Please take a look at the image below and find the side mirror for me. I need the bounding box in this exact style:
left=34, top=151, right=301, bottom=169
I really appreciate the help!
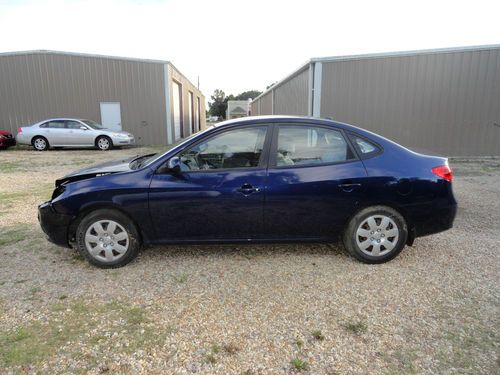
left=167, top=156, right=181, bottom=174
left=80, top=126, right=88, bottom=131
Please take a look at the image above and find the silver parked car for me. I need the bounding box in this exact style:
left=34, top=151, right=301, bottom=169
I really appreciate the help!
left=16, top=118, right=135, bottom=151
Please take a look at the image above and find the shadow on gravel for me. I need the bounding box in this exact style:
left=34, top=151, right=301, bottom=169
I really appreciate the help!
left=140, top=242, right=347, bottom=260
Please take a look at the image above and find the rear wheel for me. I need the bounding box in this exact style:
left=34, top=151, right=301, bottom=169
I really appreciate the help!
left=343, top=206, right=407, bottom=264
left=76, top=209, right=141, bottom=268
left=96, top=136, right=113, bottom=151
left=32, top=136, right=49, bottom=151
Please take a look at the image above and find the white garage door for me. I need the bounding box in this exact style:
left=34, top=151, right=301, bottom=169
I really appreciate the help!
left=172, top=81, right=182, bottom=140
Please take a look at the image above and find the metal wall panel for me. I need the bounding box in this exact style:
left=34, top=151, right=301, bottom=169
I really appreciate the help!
left=320, top=48, right=500, bottom=156
left=0, top=52, right=205, bottom=145
left=169, top=64, right=206, bottom=141
left=274, top=68, right=309, bottom=115
left=259, top=92, right=272, bottom=115
left=251, top=101, right=259, bottom=116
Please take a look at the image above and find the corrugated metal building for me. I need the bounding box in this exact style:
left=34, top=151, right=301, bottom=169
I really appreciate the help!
left=0, top=50, right=206, bottom=145
left=251, top=45, right=500, bottom=156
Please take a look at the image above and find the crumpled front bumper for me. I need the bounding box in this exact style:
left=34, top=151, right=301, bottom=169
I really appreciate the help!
left=38, top=201, right=73, bottom=248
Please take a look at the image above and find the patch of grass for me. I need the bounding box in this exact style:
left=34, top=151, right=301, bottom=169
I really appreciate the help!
left=173, top=272, right=189, bottom=283
left=312, top=330, right=325, bottom=341
left=291, top=357, right=308, bottom=371
left=0, top=161, right=26, bottom=173
left=14, top=279, right=28, bottom=284
left=0, top=299, right=166, bottom=369
left=295, top=338, right=304, bottom=350
left=211, top=343, right=220, bottom=354
left=481, top=165, right=500, bottom=173
left=0, top=224, right=31, bottom=247
left=344, top=321, right=368, bottom=335
left=58, top=294, right=68, bottom=300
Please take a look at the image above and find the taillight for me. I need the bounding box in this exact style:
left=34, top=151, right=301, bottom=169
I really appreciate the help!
left=17, top=127, right=22, bottom=133
left=432, top=165, right=453, bottom=182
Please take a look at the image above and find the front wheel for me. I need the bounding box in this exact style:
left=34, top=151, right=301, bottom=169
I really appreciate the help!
left=343, top=206, right=408, bottom=264
left=96, top=136, right=113, bottom=151
left=76, top=209, right=141, bottom=268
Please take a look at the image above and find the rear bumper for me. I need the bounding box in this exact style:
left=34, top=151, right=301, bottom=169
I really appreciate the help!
left=413, top=202, right=457, bottom=237
left=15, top=134, right=30, bottom=145
left=38, top=201, right=73, bottom=248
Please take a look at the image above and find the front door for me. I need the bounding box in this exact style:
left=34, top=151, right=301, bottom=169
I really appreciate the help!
left=64, top=120, right=94, bottom=145
left=100, top=102, right=122, bottom=132
left=264, top=124, right=367, bottom=239
left=149, top=125, right=270, bottom=241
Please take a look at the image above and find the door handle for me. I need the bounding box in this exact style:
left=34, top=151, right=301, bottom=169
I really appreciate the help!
left=338, top=183, right=362, bottom=192
left=236, top=183, right=260, bottom=195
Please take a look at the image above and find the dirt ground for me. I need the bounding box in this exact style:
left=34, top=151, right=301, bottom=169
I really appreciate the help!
left=0, top=147, right=498, bottom=374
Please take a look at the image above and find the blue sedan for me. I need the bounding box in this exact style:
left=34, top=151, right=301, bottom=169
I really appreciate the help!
left=38, top=116, right=457, bottom=268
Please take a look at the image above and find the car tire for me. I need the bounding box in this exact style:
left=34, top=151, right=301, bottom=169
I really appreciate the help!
left=343, top=205, right=408, bottom=264
left=96, top=136, right=113, bottom=151
left=75, top=209, right=141, bottom=268
left=32, top=136, right=49, bottom=151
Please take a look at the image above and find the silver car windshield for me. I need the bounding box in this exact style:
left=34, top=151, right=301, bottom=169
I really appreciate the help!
left=81, top=120, right=105, bottom=130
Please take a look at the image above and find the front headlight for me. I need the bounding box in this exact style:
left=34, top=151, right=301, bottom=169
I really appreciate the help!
left=112, top=133, right=128, bottom=138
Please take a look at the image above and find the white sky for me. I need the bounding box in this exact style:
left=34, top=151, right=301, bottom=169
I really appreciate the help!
left=1, top=0, right=499, bottom=102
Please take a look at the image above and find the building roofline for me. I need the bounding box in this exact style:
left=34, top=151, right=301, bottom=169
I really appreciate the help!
left=252, top=62, right=310, bottom=101
left=252, top=44, right=500, bottom=103
left=310, top=44, right=500, bottom=63
left=0, top=49, right=170, bottom=65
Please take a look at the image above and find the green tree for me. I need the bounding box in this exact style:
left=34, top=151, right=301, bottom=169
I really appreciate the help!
left=208, top=89, right=226, bottom=118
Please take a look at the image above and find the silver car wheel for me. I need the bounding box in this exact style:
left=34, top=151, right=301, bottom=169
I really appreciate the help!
left=97, top=137, right=110, bottom=150
left=84, top=220, right=129, bottom=262
left=34, top=138, right=47, bottom=150
left=355, top=215, right=399, bottom=257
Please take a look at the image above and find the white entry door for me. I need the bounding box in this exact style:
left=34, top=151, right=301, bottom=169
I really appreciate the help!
left=100, top=102, right=122, bottom=132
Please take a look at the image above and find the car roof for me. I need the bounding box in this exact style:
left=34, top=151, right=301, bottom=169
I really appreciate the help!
left=37, top=118, right=83, bottom=122
left=213, top=115, right=365, bottom=134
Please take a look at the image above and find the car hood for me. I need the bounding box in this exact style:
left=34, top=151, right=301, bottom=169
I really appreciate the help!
left=0, top=130, right=12, bottom=136
left=55, top=156, right=136, bottom=186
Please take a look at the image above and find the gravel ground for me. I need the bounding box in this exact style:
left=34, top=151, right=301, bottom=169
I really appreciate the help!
left=0, top=148, right=498, bottom=374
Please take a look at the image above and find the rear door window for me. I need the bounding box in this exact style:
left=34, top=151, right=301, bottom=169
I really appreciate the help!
left=275, top=125, right=355, bottom=167
left=40, top=121, right=66, bottom=129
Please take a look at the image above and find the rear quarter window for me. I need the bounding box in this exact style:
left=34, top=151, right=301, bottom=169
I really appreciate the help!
left=348, top=133, right=382, bottom=159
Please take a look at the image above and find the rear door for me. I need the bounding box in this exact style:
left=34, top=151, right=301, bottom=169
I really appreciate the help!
left=264, top=124, right=367, bottom=239
left=39, top=120, right=67, bottom=145
left=149, top=125, right=271, bottom=241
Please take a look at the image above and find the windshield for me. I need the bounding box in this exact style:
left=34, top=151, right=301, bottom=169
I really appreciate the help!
left=129, top=153, right=158, bottom=170
left=81, top=119, right=105, bottom=129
